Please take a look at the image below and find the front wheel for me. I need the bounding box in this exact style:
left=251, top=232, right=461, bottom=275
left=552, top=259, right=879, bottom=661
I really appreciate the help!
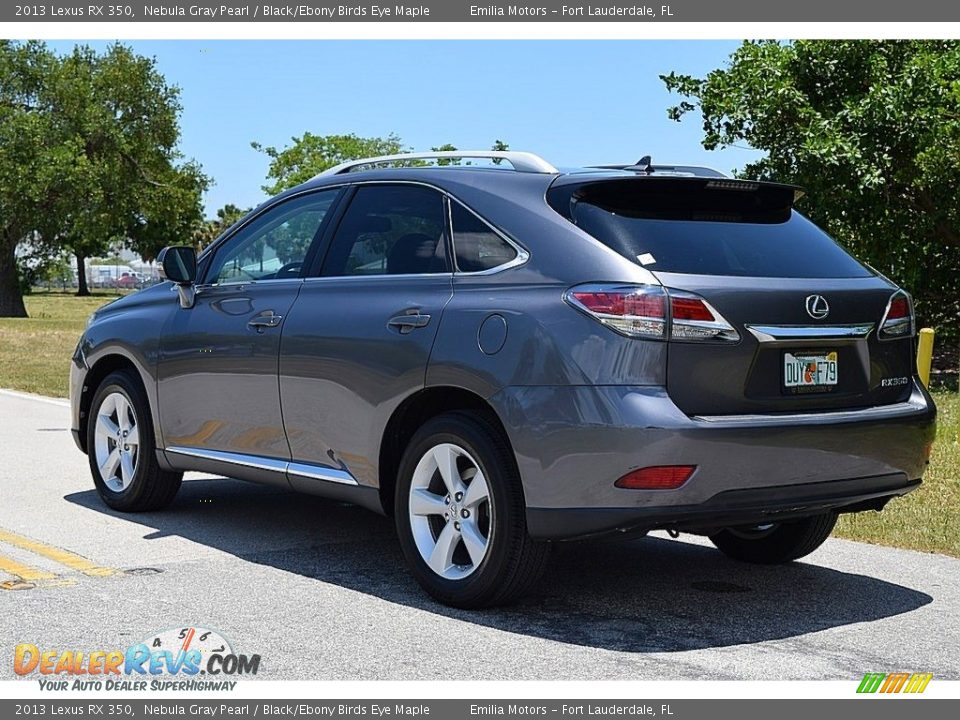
left=87, top=369, right=182, bottom=512
left=395, top=412, right=550, bottom=608
left=709, top=513, right=837, bottom=564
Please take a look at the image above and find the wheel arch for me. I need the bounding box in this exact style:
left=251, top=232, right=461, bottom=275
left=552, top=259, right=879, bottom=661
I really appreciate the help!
left=78, top=350, right=155, bottom=455
left=378, top=385, right=515, bottom=517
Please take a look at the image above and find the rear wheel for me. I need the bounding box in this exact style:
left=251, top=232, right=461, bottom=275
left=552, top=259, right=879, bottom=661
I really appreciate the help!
left=87, top=370, right=182, bottom=512
left=395, top=412, right=550, bottom=608
left=708, top=513, right=837, bottom=564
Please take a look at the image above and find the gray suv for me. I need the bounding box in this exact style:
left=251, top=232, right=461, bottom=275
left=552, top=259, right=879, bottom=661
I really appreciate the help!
left=70, top=151, right=936, bottom=607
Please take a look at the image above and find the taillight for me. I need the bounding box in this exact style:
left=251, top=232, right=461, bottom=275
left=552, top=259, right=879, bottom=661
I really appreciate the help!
left=879, top=290, right=915, bottom=340
left=565, top=284, right=739, bottom=342
left=615, top=465, right=697, bottom=490
left=668, top=291, right=740, bottom=342
left=565, top=284, right=667, bottom=339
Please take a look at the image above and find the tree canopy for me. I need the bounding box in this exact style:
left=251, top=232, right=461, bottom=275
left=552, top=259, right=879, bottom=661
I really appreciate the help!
left=0, top=40, right=207, bottom=312
left=193, top=203, right=250, bottom=252
left=254, top=135, right=513, bottom=191
left=251, top=133, right=404, bottom=195
left=662, top=40, right=960, bottom=339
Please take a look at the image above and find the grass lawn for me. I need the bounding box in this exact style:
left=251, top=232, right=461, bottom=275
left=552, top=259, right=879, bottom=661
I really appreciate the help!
left=2, top=292, right=959, bottom=556
left=836, top=390, right=959, bottom=556
left=0, top=292, right=121, bottom=398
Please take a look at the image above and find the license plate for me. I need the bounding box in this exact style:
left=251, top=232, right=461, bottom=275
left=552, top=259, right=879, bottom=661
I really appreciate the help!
left=784, top=351, right=838, bottom=389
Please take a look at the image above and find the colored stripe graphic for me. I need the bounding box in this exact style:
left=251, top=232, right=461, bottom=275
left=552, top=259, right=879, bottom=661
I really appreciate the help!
left=858, top=672, right=932, bottom=694
left=905, top=673, right=934, bottom=694
left=857, top=673, right=887, bottom=693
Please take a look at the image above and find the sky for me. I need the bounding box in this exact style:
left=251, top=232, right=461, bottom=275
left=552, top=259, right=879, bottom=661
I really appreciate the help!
left=49, top=40, right=762, bottom=217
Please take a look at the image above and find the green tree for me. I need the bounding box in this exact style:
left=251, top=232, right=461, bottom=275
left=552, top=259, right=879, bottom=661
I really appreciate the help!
left=193, top=203, right=250, bottom=252
left=46, top=43, right=208, bottom=295
left=0, top=41, right=207, bottom=311
left=430, top=143, right=459, bottom=166
left=662, top=40, right=960, bottom=338
left=252, top=133, right=404, bottom=194
left=0, top=41, right=60, bottom=316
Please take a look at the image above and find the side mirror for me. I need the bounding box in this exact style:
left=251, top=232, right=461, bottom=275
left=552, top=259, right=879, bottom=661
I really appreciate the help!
left=157, top=246, right=197, bottom=309
left=157, top=246, right=197, bottom=284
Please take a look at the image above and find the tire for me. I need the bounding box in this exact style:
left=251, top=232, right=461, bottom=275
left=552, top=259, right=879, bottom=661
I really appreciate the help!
left=394, top=411, right=551, bottom=608
left=87, top=369, right=182, bottom=512
left=709, top=513, right=837, bottom=564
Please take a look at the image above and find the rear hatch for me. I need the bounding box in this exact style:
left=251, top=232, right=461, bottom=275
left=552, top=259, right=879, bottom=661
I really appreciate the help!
left=548, top=176, right=916, bottom=415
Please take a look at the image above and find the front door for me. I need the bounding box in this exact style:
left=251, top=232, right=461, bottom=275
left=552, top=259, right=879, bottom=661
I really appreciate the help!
left=157, top=188, right=343, bottom=477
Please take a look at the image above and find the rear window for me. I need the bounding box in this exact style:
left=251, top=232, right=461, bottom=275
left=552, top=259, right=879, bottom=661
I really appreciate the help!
left=549, top=180, right=871, bottom=278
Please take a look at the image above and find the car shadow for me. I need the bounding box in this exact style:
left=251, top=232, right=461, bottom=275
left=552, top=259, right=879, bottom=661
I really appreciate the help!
left=65, top=477, right=932, bottom=653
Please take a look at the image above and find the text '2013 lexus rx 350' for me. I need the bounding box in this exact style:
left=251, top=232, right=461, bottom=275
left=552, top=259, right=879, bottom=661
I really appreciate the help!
left=71, top=151, right=936, bottom=608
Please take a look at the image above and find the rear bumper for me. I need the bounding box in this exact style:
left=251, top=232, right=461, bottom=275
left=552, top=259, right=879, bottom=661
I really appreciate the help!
left=489, top=379, right=936, bottom=541
left=527, top=473, right=919, bottom=540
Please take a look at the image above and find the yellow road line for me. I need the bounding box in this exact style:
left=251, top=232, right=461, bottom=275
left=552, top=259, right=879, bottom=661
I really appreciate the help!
left=1, top=576, right=78, bottom=591
left=0, top=554, right=56, bottom=582
left=0, top=529, right=116, bottom=578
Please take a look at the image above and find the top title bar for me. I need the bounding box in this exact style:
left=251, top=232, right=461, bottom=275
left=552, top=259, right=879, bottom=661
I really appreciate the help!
left=5, top=1, right=960, bottom=22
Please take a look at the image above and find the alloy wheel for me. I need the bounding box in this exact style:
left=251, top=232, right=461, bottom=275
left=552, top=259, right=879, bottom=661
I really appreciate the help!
left=93, top=391, right=140, bottom=492
left=408, top=442, right=493, bottom=580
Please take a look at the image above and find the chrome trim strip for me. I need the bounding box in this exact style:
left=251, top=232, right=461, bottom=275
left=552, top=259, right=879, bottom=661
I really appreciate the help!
left=165, top=447, right=359, bottom=486
left=746, top=323, right=874, bottom=342
left=165, top=446, right=288, bottom=473
left=693, top=386, right=929, bottom=427
left=287, top=462, right=358, bottom=486
left=317, top=150, right=559, bottom=177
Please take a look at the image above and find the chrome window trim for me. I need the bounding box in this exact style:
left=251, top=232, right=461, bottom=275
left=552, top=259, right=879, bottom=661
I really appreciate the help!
left=195, top=277, right=305, bottom=292
left=446, top=194, right=530, bottom=276
left=165, top=446, right=359, bottom=486
left=200, top=179, right=530, bottom=282
left=303, top=273, right=454, bottom=285
left=302, top=179, right=529, bottom=280
left=745, top=323, right=875, bottom=343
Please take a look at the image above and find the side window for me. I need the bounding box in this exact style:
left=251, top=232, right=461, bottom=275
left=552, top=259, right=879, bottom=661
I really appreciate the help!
left=206, top=189, right=339, bottom=284
left=450, top=202, right=518, bottom=272
left=320, top=185, right=448, bottom=277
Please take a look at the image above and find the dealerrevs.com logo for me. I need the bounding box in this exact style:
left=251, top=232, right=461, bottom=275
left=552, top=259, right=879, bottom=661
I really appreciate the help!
left=14, top=626, right=261, bottom=691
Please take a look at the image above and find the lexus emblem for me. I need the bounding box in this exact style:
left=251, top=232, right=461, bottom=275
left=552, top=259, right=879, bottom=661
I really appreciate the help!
left=805, top=294, right=830, bottom=320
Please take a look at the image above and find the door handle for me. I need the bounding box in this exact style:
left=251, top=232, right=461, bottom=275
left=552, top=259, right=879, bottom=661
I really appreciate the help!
left=388, top=312, right=431, bottom=334
left=248, top=312, right=283, bottom=331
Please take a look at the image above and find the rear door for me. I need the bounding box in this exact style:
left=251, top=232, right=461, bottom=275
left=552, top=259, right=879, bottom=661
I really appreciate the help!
left=549, top=177, right=916, bottom=415
left=279, top=183, right=453, bottom=491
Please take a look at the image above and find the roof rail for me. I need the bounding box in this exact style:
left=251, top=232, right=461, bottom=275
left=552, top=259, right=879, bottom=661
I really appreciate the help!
left=316, top=150, right=559, bottom=177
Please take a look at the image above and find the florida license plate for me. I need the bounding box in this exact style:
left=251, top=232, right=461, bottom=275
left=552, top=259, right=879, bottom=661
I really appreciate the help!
left=784, top=351, right=838, bottom=391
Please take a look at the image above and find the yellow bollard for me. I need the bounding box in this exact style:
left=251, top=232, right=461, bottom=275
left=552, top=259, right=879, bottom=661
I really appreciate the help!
left=916, top=328, right=935, bottom=388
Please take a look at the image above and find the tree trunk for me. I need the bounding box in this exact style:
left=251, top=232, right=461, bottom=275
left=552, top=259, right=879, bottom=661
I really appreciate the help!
left=75, top=253, right=90, bottom=297
left=0, top=236, right=28, bottom=318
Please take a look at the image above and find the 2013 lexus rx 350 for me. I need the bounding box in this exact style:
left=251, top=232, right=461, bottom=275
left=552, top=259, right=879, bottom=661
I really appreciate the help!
left=70, top=151, right=936, bottom=608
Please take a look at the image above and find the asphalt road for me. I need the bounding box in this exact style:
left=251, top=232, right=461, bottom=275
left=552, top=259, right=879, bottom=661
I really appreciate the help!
left=1, top=389, right=958, bottom=681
